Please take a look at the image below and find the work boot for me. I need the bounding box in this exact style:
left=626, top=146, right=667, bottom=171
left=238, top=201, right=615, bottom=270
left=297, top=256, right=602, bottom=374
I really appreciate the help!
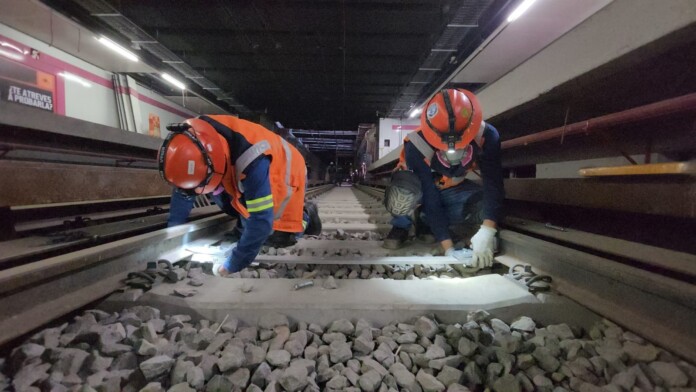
left=264, top=231, right=297, bottom=248
left=303, top=201, right=322, bottom=236
left=382, top=227, right=409, bottom=249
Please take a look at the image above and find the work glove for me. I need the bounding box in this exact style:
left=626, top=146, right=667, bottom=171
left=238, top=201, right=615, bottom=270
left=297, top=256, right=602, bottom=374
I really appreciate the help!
left=445, top=247, right=475, bottom=267
left=470, top=225, right=497, bottom=268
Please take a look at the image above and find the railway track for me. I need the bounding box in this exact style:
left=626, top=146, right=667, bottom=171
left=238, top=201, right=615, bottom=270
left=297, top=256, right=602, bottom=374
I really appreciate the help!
left=1, top=185, right=695, bottom=391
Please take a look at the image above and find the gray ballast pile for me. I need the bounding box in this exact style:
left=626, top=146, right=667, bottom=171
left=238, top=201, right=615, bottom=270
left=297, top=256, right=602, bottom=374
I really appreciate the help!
left=3, top=308, right=695, bottom=392
left=227, top=263, right=479, bottom=280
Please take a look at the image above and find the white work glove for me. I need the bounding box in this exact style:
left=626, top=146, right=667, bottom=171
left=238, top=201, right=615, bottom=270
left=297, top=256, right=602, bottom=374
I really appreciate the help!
left=470, top=225, right=497, bottom=268
left=445, top=247, right=474, bottom=266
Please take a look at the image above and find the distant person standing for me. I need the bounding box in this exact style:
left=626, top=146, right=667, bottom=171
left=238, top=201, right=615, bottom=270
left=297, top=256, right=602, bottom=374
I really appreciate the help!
left=327, top=161, right=337, bottom=184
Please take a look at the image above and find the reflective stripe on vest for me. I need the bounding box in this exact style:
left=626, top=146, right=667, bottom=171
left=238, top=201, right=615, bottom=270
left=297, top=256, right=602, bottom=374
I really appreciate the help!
left=275, top=138, right=294, bottom=220
left=406, top=132, right=435, bottom=162
left=474, top=121, right=486, bottom=147
left=235, top=140, right=271, bottom=192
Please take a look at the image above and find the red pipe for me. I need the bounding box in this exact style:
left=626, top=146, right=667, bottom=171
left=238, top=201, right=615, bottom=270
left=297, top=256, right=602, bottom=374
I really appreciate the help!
left=501, top=93, right=696, bottom=149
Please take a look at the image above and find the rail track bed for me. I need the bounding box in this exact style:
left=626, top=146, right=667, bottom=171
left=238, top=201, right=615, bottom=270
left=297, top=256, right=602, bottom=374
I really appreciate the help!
left=1, top=186, right=695, bottom=392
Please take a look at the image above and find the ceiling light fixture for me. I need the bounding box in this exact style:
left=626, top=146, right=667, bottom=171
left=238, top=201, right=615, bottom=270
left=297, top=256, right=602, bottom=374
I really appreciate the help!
left=409, top=107, right=422, bottom=118
left=162, top=73, right=186, bottom=90
left=97, top=36, right=139, bottom=62
left=507, top=0, right=538, bottom=22
left=58, top=72, right=92, bottom=88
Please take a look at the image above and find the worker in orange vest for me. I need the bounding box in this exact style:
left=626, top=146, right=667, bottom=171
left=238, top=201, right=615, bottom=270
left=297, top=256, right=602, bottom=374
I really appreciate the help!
left=383, top=89, right=504, bottom=268
left=158, top=115, right=321, bottom=276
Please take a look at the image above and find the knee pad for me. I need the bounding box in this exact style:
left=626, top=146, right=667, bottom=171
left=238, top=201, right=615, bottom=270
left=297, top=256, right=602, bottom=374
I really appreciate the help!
left=384, top=170, right=422, bottom=216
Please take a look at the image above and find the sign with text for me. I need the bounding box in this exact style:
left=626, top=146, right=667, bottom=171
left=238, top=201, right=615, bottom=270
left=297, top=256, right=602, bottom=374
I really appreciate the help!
left=0, top=56, right=56, bottom=112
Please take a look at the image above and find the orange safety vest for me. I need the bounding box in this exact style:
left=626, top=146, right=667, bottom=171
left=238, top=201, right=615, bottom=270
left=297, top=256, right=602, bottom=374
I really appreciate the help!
left=202, top=115, right=307, bottom=233
left=398, top=123, right=486, bottom=190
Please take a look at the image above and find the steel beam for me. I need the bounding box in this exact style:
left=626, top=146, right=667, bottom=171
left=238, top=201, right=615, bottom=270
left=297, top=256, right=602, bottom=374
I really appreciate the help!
left=503, top=178, right=696, bottom=218
left=0, top=160, right=170, bottom=206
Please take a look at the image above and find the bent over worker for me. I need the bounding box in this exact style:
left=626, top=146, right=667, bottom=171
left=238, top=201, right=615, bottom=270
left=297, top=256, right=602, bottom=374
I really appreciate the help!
left=383, top=89, right=504, bottom=268
left=158, top=115, right=321, bottom=276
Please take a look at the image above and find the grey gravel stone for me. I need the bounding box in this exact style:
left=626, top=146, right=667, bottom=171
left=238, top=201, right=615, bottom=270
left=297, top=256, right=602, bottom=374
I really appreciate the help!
left=326, top=375, right=348, bottom=389
left=492, top=374, right=520, bottom=392
left=649, top=361, right=688, bottom=387
left=322, top=332, right=347, bottom=344
left=329, top=341, right=352, bottom=363
left=446, top=384, right=470, bottom=392
left=251, top=362, right=272, bottom=388
left=463, top=361, right=483, bottom=385
left=533, top=346, right=560, bottom=372
left=623, top=341, right=659, bottom=362
left=323, top=276, right=338, bottom=289
left=437, top=365, right=464, bottom=387
left=457, top=337, right=477, bottom=357
left=218, top=345, right=246, bottom=371
left=510, top=316, right=536, bottom=332
left=170, top=359, right=194, bottom=385
left=278, top=365, right=308, bottom=392
left=168, top=382, right=195, bottom=392
left=140, top=382, right=165, bottom=392
left=258, top=314, right=289, bottom=330
left=416, top=369, right=445, bottom=392
left=140, top=355, right=174, bottom=380
left=184, top=366, right=204, bottom=389
left=205, top=374, right=233, bottom=392
left=415, top=317, right=438, bottom=339
left=266, top=350, right=291, bottom=368
left=359, top=369, right=383, bottom=392
left=327, top=319, right=354, bottom=335
left=229, top=367, right=251, bottom=389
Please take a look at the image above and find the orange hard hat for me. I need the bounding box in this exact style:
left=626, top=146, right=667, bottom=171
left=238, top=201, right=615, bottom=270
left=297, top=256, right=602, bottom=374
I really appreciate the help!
left=158, top=118, right=229, bottom=195
left=420, top=89, right=483, bottom=151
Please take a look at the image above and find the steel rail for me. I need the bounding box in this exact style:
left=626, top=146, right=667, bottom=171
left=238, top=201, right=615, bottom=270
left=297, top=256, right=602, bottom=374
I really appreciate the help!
left=496, top=230, right=696, bottom=364
left=0, top=214, right=235, bottom=346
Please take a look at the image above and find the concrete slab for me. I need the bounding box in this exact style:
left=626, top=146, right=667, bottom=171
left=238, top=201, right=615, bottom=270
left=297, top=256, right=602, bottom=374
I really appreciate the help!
left=108, top=275, right=539, bottom=327
left=322, top=223, right=391, bottom=233
left=254, top=255, right=459, bottom=265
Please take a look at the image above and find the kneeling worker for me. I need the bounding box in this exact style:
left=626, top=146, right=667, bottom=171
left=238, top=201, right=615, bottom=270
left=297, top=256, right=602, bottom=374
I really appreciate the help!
left=383, top=89, right=504, bottom=268
left=158, top=115, right=321, bottom=276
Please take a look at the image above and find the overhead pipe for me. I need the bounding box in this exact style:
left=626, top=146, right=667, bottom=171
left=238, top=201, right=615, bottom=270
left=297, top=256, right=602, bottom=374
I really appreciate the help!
left=501, top=93, right=696, bottom=149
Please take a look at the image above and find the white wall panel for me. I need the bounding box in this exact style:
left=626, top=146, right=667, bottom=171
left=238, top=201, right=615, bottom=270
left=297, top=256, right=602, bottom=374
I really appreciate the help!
left=377, top=118, right=419, bottom=159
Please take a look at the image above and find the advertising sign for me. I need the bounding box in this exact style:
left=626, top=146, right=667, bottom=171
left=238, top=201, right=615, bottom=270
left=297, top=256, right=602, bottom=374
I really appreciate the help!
left=0, top=56, right=56, bottom=112
left=148, top=113, right=161, bottom=137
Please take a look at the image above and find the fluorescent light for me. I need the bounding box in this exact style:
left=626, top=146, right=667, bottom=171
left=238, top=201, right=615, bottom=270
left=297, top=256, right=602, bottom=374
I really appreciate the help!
left=97, top=36, right=139, bottom=62
left=0, top=48, right=24, bottom=61
left=409, top=107, right=422, bottom=118
left=0, top=41, right=27, bottom=55
left=59, top=72, right=91, bottom=88
left=162, top=73, right=186, bottom=90
left=507, top=0, right=538, bottom=22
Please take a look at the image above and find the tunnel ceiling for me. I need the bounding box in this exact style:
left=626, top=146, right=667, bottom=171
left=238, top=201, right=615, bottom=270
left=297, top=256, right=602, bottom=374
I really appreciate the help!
left=41, top=0, right=510, bottom=131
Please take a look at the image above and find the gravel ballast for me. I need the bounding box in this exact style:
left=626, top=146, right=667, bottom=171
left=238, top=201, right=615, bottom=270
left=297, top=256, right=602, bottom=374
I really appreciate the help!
left=3, top=308, right=695, bottom=392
